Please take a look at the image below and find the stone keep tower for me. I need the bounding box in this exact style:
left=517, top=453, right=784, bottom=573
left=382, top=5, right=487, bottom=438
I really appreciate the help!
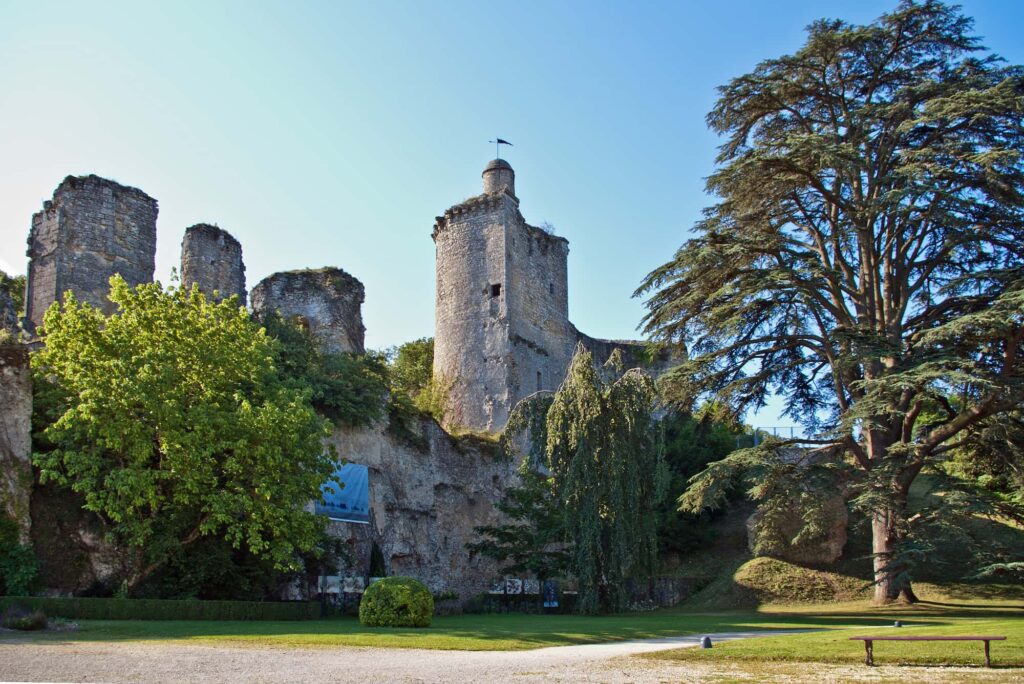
left=25, top=175, right=158, bottom=334
left=433, top=159, right=576, bottom=433
left=180, top=224, right=247, bottom=305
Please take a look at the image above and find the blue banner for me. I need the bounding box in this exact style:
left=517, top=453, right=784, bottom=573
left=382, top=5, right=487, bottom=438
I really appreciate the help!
left=316, top=463, right=370, bottom=523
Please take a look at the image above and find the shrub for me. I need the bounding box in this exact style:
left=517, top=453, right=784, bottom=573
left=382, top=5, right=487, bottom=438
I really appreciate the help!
left=359, top=576, right=433, bottom=627
left=1, top=605, right=47, bottom=630
left=0, top=516, right=39, bottom=596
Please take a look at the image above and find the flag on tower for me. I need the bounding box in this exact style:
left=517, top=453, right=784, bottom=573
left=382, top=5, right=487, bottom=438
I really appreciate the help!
left=489, top=138, right=513, bottom=158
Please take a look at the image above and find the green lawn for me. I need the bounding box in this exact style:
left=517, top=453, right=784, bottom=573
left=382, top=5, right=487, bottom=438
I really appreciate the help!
left=7, top=611, right=832, bottom=651
left=645, top=602, right=1024, bottom=668
left=6, top=597, right=1022, bottom=658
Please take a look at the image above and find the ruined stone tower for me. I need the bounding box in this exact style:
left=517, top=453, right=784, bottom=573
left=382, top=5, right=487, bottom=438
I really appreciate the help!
left=180, top=224, right=247, bottom=305
left=433, top=160, right=576, bottom=433
left=250, top=268, right=366, bottom=354
left=24, top=175, right=158, bottom=334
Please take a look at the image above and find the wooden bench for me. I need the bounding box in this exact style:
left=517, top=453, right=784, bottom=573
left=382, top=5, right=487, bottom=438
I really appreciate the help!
left=849, top=636, right=1007, bottom=667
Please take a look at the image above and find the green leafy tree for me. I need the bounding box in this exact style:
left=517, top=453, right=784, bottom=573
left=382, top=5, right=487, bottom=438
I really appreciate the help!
left=385, top=337, right=448, bottom=420
left=258, top=311, right=388, bottom=426
left=468, top=468, right=571, bottom=584
left=33, top=276, right=336, bottom=592
left=637, top=1, right=1024, bottom=603
left=499, top=346, right=668, bottom=613
left=657, top=410, right=741, bottom=555
left=0, top=270, right=25, bottom=315
left=0, top=516, right=38, bottom=596
left=386, top=337, right=433, bottom=400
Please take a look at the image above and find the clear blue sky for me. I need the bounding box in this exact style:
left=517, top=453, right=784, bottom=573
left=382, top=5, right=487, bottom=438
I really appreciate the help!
left=2, top=0, right=1021, bottom=428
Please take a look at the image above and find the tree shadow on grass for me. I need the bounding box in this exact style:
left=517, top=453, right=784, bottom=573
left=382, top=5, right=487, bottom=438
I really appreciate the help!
left=0, top=610, right=964, bottom=649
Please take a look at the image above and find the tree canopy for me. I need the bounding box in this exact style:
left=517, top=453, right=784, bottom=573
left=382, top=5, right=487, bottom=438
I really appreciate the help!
left=33, top=277, right=336, bottom=592
left=637, top=0, right=1024, bottom=603
left=0, top=270, right=25, bottom=315
left=258, top=310, right=388, bottom=427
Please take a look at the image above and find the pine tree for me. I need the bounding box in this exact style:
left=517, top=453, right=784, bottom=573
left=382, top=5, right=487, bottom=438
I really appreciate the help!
left=638, top=1, right=1024, bottom=603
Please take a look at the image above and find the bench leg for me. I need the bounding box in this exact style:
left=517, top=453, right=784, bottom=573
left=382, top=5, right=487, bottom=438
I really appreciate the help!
left=984, top=640, right=991, bottom=668
left=864, top=640, right=873, bottom=666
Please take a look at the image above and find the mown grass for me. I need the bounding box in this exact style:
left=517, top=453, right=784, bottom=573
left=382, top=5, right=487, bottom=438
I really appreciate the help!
left=646, top=600, right=1024, bottom=668
left=0, top=611, right=839, bottom=651
left=4, top=593, right=1021, bottom=656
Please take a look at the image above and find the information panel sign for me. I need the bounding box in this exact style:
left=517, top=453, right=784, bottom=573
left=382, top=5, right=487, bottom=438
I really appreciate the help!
left=315, top=463, right=369, bottom=523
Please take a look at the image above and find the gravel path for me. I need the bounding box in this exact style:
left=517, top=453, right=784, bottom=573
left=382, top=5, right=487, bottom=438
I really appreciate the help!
left=0, top=631, right=801, bottom=683
left=2, top=630, right=1018, bottom=683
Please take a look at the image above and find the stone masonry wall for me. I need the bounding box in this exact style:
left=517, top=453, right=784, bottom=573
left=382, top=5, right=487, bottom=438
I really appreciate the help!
left=180, top=224, right=246, bottom=305
left=506, top=221, right=574, bottom=400
left=25, top=175, right=158, bottom=334
left=433, top=193, right=516, bottom=432
left=250, top=268, right=366, bottom=354
left=0, top=343, right=32, bottom=542
left=326, top=417, right=519, bottom=601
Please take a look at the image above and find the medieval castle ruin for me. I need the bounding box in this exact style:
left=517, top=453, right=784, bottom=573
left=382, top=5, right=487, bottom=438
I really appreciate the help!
left=0, top=160, right=660, bottom=599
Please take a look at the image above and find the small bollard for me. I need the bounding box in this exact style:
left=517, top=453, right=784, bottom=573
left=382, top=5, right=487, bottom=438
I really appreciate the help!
left=894, top=620, right=902, bottom=628
left=700, top=636, right=713, bottom=649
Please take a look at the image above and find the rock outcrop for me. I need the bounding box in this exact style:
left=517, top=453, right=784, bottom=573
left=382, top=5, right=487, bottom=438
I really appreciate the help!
left=0, top=343, right=32, bottom=542
left=747, top=495, right=848, bottom=566
left=326, top=418, right=518, bottom=601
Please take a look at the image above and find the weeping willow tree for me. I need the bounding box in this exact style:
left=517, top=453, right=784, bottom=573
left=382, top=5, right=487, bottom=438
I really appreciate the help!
left=494, top=345, right=668, bottom=613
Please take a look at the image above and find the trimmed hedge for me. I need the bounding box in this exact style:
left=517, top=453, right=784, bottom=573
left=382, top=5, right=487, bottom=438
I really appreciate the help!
left=0, top=596, right=319, bottom=621
left=359, top=576, right=433, bottom=627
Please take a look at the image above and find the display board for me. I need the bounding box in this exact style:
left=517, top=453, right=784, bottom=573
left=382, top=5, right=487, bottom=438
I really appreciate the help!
left=316, top=462, right=370, bottom=523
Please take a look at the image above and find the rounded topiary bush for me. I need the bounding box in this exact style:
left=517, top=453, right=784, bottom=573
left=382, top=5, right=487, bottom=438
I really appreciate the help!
left=358, top=576, right=433, bottom=628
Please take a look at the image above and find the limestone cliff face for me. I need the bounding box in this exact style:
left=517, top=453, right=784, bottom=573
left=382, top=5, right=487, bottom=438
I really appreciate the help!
left=25, top=175, right=158, bottom=334
left=325, top=418, right=518, bottom=600
left=0, top=344, right=32, bottom=542
left=251, top=268, right=366, bottom=354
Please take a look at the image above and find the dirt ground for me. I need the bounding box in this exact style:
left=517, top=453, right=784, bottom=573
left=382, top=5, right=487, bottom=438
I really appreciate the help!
left=1, top=631, right=1021, bottom=683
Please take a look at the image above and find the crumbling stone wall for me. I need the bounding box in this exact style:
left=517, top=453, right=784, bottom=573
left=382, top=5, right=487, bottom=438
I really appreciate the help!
left=250, top=268, right=366, bottom=354
left=326, top=417, right=518, bottom=601
left=180, top=224, right=246, bottom=305
left=575, top=330, right=678, bottom=378
left=0, top=343, right=32, bottom=542
left=24, top=175, right=158, bottom=334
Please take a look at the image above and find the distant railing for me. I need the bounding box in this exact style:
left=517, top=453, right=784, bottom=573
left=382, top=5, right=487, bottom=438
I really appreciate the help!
left=737, top=426, right=799, bottom=448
